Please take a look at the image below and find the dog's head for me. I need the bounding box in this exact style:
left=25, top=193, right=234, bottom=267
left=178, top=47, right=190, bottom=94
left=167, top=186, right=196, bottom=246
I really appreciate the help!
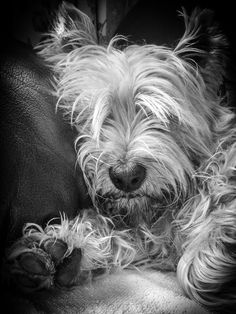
left=38, top=3, right=233, bottom=227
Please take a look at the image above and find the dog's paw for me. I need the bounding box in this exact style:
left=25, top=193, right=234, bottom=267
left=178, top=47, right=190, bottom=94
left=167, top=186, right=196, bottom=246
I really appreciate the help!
left=3, top=210, right=134, bottom=293
left=5, top=235, right=82, bottom=292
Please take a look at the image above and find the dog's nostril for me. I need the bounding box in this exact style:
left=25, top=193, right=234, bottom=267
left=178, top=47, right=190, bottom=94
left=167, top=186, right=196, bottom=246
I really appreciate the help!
left=114, top=178, right=123, bottom=186
left=131, top=177, right=139, bottom=185
left=109, top=164, right=146, bottom=192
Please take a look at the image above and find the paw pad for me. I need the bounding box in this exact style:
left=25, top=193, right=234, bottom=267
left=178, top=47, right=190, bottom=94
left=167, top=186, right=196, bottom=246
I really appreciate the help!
left=6, top=242, right=55, bottom=292
left=4, top=235, right=82, bottom=292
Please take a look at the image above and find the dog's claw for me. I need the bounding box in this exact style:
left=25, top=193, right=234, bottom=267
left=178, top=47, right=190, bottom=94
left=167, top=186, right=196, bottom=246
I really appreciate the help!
left=42, top=238, right=68, bottom=265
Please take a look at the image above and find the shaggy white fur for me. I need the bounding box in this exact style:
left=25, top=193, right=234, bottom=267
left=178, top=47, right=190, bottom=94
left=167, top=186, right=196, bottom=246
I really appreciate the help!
left=23, top=210, right=136, bottom=272
left=7, top=2, right=236, bottom=313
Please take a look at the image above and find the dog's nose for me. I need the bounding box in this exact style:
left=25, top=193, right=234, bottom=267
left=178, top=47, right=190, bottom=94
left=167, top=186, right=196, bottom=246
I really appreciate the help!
left=109, top=164, right=146, bottom=192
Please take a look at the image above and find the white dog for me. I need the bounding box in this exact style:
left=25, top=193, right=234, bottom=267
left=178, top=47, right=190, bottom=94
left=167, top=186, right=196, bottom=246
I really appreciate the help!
left=5, top=3, right=236, bottom=312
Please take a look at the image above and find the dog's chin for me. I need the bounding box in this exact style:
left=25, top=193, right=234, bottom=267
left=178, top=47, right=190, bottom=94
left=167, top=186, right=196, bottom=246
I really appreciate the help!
left=97, top=193, right=168, bottom=228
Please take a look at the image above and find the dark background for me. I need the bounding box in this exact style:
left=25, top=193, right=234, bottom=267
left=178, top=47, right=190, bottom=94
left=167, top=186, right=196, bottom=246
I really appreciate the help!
left=116, top=0, right=236, bottom=54
left=1, top=0, right=236, bottom=54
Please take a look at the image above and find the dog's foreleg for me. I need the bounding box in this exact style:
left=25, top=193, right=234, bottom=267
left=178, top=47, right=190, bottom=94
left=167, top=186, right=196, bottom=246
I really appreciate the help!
left=3, top=209, right=135, bottom=292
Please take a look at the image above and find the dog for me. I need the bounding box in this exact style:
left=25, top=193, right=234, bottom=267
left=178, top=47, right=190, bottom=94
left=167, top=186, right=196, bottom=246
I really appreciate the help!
left=3, top=2, right=236, bottom=312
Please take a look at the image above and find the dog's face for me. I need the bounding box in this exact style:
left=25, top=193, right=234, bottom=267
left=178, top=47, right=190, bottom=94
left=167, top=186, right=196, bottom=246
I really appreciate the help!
left=72, top=45, right=204, bottom=226
left=38, top=3, right=232, bottom=227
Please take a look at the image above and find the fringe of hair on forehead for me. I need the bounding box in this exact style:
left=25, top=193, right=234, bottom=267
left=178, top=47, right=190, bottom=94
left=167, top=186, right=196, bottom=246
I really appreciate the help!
left=35, top=6, right=230, bottom=136
left=48, top=39, right=220, bottom=138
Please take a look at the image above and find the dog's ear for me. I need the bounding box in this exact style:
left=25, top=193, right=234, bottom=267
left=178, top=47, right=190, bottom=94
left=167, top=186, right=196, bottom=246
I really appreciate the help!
left=54, top=2, right=98, bottom=48
left=37, top=2, right=97, bottom=59
left=174, top=8, right=228, bottom=86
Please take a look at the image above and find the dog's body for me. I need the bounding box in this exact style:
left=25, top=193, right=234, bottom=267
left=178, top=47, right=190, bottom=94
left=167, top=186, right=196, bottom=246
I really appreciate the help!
left=4, top=3, right=236, bottom=312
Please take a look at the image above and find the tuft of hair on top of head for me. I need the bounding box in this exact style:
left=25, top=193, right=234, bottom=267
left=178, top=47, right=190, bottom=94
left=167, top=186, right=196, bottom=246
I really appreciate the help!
left=36, top=1, right=98, bottom=60
left=174, top=8, right=228, bottom=91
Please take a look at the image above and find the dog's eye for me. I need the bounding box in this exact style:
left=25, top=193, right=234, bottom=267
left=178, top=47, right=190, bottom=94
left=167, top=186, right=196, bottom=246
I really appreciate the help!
left=146, top=124, right=169, bottom=134
left=151, top=127, right=168, bottom=133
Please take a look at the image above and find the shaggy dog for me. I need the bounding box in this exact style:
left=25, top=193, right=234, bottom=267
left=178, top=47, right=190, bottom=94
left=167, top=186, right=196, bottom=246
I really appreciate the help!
left=4, top=3, right=236, bottom=312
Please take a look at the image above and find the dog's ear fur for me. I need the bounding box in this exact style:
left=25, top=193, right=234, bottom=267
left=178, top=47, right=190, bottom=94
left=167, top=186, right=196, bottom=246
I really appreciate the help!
left=37, top=2, right=97, bottom=59
left=54, top=2, right=97, bottom=48
left=175, top=8, right=228, bottom=87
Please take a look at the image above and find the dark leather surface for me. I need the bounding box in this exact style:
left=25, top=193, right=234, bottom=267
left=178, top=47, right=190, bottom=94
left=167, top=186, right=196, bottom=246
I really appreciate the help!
left=0, top=39, right=91, bottom=258
left=0, top=38, right=92, bottom=313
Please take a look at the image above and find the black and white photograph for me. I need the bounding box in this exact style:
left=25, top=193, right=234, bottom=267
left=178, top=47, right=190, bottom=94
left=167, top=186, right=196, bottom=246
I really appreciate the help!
left=1, top=1, right=236, bottom=313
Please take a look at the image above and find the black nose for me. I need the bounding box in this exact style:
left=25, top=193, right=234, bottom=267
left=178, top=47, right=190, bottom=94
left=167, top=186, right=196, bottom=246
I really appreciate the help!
left=109, top=164, right=146, bottom=192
